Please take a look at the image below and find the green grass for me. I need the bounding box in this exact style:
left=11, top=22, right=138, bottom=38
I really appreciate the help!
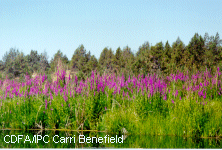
left=0, top=74, right=222, bottom=138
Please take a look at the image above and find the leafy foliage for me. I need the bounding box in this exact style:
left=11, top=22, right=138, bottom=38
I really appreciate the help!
left=1, top=32, right=222, bottom=79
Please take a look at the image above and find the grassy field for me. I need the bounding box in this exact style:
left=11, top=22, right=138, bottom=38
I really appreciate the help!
left=0, top=69, right=222, bottom=138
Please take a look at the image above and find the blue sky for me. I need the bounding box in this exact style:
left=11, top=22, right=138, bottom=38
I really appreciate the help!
left=0, top=0, right=222, bottom=61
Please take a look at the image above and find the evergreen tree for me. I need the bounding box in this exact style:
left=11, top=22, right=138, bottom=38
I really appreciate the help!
left=170, top=38, right=185, bottom=72
left=86, top=55, right=98, bottom=72
left=98, top=47, right=114, bottom=72
left=99, top=47, right=109, bottom=67
left=26, top=50, right=41, bottom=73
left=50, top=50, right=69, bottom=72
left=184, top=33, right=205, bottom=70
left=134, top=42, right=151, bottom=75
left=39, top=51, right=50, bottom=73
left=0, top=60, right=4, bottom=71
left=136, top=42, right=149, bottom=57
left=161, top=41, right=172, bottom=73
left=122, top=46, right=135, bottom=75
left=70, top=44, right=91, bottom=73
left=2, top=48, right=21, bottom=78
left=150, top=42, right=163, bottom=72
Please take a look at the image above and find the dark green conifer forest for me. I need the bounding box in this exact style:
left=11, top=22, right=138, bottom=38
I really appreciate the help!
left=1, top=32, right=222, bottom=80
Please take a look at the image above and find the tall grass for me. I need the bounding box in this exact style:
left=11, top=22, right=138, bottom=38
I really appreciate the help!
left=0, top=69, right=222, bottom=138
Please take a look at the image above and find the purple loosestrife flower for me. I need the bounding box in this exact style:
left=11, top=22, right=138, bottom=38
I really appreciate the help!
left=171, top=99, right=174, bottom=104
left=63, top=95, right=68, bottom=102
left=70, top=90, right=72, bottom=97
left=175, top=90, right=178, bottom=97
left=19, top=93, right=22, bottom=97
left=69, top=74, right=71, bottom=80
left=203, top=91, right=207, bottom=99
left=50, top=92, right=53, bottom=100
left=45, top=100, right=47, bottom=110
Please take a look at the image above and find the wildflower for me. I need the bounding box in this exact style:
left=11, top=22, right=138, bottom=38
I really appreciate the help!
left=203, top=91, right=207, bottom=99
left=63, top=94, right=68, bottom=102
left=105, top=107, right=107, bottom=110
left=50, top=92, right=53, bottom=100
left=175, top=90, right=178, bottom=97
left=45, top=100, right=47, bottom=110
left=171, top=99, right=174, bottom=104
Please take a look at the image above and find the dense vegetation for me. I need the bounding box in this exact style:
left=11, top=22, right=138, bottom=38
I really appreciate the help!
left=0, top=68, right=222, bottom=138
left=0, top=32, right=222, bottom=138
left=0, top=32, right=222, bottom=80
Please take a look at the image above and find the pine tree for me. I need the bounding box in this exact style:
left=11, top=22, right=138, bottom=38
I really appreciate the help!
left=70, top=44, right=88, bottom=72
left=185, top=33, right=205, bottom=71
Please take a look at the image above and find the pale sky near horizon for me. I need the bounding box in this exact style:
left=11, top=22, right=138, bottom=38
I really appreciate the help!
left=0, top=0, right=222, bottom=61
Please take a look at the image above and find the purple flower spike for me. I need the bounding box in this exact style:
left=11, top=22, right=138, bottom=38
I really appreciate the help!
left=45, top=100, right=47, bottom=110
left=171, top=99, right=174, bottom=104
left=175, top=90, right=178, bottom=97
left=105, top=107, right=107, bottom=110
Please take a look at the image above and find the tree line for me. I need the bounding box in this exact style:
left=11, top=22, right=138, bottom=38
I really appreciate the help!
left=0, top=32, right=222, bottom=80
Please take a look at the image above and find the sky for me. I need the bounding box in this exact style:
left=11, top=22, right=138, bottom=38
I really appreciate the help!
left=0, top=0, right=222, bottom=61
